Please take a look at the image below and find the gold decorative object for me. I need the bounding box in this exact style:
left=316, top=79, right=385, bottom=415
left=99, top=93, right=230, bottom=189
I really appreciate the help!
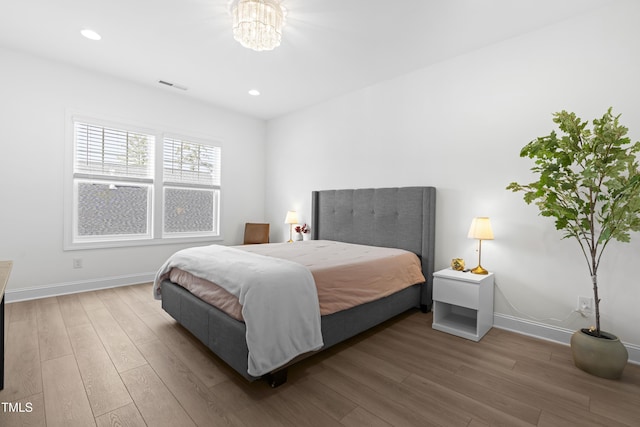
left=451, top=258, right=465, bottom=271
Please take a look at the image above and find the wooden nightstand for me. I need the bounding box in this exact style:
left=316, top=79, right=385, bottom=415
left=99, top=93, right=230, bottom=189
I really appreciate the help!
left=432, top=268, right=494, bottom=342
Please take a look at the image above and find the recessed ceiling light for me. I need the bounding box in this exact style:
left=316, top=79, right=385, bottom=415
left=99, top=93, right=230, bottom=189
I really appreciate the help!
left=248, top=89, right=260, bottom=96
left=81, top=29, right=101, bottom=41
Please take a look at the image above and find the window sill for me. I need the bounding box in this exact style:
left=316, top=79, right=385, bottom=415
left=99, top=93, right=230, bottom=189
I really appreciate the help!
left=63, top=235, right=224, bottom=251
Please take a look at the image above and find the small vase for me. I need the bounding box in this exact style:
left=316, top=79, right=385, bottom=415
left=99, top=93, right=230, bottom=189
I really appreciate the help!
left=570, top=329, right=628, bottom=379
left=295, top=233, right=303, bottom=241
left=302, top=233, right=311, bottom=241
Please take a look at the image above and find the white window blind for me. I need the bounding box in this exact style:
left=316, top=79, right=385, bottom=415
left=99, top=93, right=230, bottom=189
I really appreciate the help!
left=163, top=137, right=221, bottom=187
left=75, top=122, right=154, bottom=180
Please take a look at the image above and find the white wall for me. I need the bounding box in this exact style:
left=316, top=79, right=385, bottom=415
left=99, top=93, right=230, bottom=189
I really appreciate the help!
left=0, top=47, right=266, bottom=298
left=265, top=2, right=640, bottom=356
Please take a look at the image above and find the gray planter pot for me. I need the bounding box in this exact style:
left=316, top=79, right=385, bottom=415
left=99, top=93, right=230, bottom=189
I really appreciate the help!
left=570, top=329, right=628, bottom=379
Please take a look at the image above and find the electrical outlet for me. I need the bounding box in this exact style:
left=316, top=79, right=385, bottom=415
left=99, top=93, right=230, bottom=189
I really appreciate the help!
left=73, top=258, right=83, bottom=269
left=578, top=296, right=593, bottom=313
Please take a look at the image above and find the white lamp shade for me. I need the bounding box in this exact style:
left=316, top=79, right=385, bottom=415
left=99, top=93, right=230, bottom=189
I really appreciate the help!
left=284, top=210, right=298, bottom=224
left=468, top=217, right=494, bottom=240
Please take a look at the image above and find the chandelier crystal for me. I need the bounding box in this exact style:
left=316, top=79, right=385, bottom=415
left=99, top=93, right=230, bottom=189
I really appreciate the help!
left=232, top=0, right=285, bottom=51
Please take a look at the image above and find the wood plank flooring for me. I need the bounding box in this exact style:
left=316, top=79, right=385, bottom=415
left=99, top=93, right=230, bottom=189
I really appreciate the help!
left=1, top=283, right=639, bottom=426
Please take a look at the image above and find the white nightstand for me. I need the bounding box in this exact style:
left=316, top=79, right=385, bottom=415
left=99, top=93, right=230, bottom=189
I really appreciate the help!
left=432, top=268, right=494, bottom=342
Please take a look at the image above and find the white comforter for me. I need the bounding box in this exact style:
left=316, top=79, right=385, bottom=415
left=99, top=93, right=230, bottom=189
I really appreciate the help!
left=153, top=244, right=323, bottom=377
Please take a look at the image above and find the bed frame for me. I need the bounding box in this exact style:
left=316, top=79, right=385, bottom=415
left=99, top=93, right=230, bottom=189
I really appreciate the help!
left=161, top=186, right=436, bottom=386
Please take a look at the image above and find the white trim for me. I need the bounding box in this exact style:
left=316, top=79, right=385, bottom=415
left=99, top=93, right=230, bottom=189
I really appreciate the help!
left=65, top=234, right=223, bottom=251
left=4, top=272, right=156, bottom=303
left=494, top=313, right=640, bottom=365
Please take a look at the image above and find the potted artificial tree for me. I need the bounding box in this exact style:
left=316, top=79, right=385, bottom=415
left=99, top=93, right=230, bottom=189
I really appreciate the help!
left=507, top=108, right=640, bottom=379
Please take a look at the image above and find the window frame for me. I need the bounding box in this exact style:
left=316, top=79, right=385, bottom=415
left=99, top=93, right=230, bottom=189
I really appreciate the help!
left=64, top=111, right=223, bottom=251
left=161, top=133, right=222, bottom=239
left=73, top=178, right=155, bottom=244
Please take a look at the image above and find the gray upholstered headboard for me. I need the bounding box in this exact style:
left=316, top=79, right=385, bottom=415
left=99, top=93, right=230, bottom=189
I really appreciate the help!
left=311, top=186, right=436, bottom=308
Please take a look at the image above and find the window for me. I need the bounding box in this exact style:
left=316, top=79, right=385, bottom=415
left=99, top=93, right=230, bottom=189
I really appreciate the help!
left=163, top=137, right=221, bottom=236
left=67, top=116, right=221, bottom=249
left=73, top=122, right=154, bottom=242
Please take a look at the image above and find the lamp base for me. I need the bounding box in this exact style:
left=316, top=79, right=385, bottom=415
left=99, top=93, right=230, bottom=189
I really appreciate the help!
left=470, top=265, right=489, bottom=275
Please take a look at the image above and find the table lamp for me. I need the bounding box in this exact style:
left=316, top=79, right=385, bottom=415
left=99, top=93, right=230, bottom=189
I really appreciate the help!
left=284, top=210, right=298, bottom=243
left=467, top=217, right=494, bottom=274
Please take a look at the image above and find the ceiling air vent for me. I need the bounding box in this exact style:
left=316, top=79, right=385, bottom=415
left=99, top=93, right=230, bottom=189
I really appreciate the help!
left=158, top=80, right=188, bottom=91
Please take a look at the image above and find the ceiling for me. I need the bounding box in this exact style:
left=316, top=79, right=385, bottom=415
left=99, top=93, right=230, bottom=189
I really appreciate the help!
left=0, top=0, right=607, bottom=120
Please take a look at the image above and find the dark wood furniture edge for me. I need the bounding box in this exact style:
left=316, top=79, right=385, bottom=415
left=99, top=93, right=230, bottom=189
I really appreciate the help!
left=0, top=260, right=13, bottom=391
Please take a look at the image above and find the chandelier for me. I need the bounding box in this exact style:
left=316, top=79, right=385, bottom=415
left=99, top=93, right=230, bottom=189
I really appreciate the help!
left=231, top=0, right=286, bottom=51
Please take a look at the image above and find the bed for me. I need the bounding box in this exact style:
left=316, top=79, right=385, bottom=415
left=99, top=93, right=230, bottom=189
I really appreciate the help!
left=156, top=186, right=436, bottom=386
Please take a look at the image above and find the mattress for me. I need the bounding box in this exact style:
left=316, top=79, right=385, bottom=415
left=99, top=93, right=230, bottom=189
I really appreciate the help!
left=169, top=240, right=426, bottom=320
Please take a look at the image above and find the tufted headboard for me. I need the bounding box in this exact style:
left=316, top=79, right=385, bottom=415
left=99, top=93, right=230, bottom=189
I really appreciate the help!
left=311, top=186, right=436, bottom=308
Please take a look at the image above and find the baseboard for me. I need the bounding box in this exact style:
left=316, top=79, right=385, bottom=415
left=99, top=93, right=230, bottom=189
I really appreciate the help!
left=4, top=272, right=156, bottom=303
left=494, top=313, right=640, bottom=365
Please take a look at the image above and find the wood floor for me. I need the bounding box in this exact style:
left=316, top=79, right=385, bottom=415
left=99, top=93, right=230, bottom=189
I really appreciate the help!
left=1, top=283, right=639, bottom=427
